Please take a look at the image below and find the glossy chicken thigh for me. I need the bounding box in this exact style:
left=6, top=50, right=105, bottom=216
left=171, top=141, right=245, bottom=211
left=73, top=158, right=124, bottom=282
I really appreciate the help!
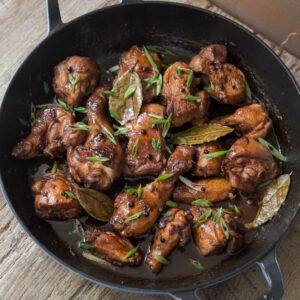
left=53, top=56, right=100, bottom=107
left=222, top=137, right=278, bottom=193
left=117, top=46, right=162, bottom=102
left=124, top=104, right=167, bottom=176
left=110, top=146, right=195, bottom=237
left=162, top=61, right=210, bottom=127
left=67, top=87, right=123, bottom=190
left=12, top=106, right=85, bottom=159
left=146, top=208, right=192, bottom=273
left=32, top=169, right=81, bottom=219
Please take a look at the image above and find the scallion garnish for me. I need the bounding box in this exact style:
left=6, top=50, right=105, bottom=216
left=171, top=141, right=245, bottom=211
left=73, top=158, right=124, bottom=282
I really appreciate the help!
left=51, top=161, right=58, bottom=173
left=184, top=95, right=198, bottom=102
left=123, top=245, right=140, bottom=260
left=113, top=125, right=128, bottom=136
left=143, top=46, right=159, bottom=73
left=149, top=113, right=163, bottom=119
left=166, top=200, right=178, bottom=208
left=204, top=82, right=215, bottom=94
left=155, top=173, right=174, bottom=181
left=154, top=254, right=170, bottom=265
left=131, top=138, right=140, bottom=157
left=64, top=191, right=77, bottom=199
left=175, top=67, right=183, bottom=78
left=156, top=74, right=163, bottom=96
left=163, top=211, right=174, bottom=217
left=193, top=210, right=212, bottom=228
left=151, top=114, right=172, bottom=137
left=189, top=259, right=204, bottom=270
left=151, top=138, right=161, bottom=152
left=166, top=145, right=173, bottom=155
left=68, top=74, right=80, bottom=93
left=176, top=137, right=188, bottom=145
left=86, top=156, right=110, bottom=162
left=109, top=109, right=121, bottom=121
left=101, top=124, right=117, bottom=145
left=245, top=80, right=252, bottom=101
left=104, top=90, right=118, bottom=97
left=202, top=150, right=230, bottom=159
left=74, top=106, right=88, bottom=114
left=127, top=184, right=143, bottom=199
left=67, top=122, right=94, bottom=131
left=228, top=203, right=240, bottom=214
left=212, top=207, right=229, bottom=239
left=192, top=196, right=213, bottom=207
left=108, top=65, right=120, bottom=73
left=258, top=138, right=286, bottom=161
left=80, top=242, right=94, bottom=250
left=124, top=84, right=136, bottom=99
left=124, top=211, right=144, bottom=223
left=146, top=45, right=179, bottom=57
left=43, top=81, right=50, bottom=94
left=187, top=69, right=194, bottom=89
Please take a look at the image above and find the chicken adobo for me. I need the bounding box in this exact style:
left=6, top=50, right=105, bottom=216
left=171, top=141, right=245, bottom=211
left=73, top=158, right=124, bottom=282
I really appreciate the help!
left=13, top=43, right=288, bottom=274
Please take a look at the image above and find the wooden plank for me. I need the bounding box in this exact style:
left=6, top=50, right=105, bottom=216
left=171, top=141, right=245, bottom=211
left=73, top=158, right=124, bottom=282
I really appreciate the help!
left=0, top=1, right=299, bottom=299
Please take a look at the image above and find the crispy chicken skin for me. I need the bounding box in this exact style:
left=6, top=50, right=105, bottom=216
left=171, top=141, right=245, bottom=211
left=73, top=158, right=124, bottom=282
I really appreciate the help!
left=146, top=208, right=192, bottom=273
left=67, top=87, right=123, bottom=190
left=12, top=106, right=85, bottom=159
left=190, top=44, right=246, bottom=105
left=173, top=177, right=235, bottom=204
left=189, top=44, right=227, bottom=74
left=85, top=229, right=142, bottom=266
left=192, top=140, right=225, bottom=177
left=222, top=137, right=278, bottom=193
left=216, top=103, right=272, bottom=138
left=32, top=170, right=81, bottom=220
left=124, top=104, right=166, bottom=176
left=110, top=146, right=195, bottom=237
left=162, top=61, right=210, bottom=127
left=53, top=56, right=100, bottom=107
left=117, top=46, right=162, bottom=102
left=191, top=207, right=244, bottom=255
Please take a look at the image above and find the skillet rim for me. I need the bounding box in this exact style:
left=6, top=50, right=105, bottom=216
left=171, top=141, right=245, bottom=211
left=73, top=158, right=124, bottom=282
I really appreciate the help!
left=0, top=0, right=299, bottom=295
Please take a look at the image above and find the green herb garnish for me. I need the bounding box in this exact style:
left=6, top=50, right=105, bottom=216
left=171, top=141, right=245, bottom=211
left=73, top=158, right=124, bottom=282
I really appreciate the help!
left=204, top=82, right=215, bottom=94
left=51, top=161, right=58, bottom=173
left=131, top=138, right=140, bottom=157
left=104, top=90, right=118, bottom=97
left=189, top=259, right=204, bottom=270
left=127, top=184, right=143, bottom=199
left=166, top=145, right=172, bottom=155
left=166, top=200, right=178, bottom=208
left=245, top=80, right=252, bottom=101
left=228, top=203, right=240, bottom=214
left=80, top=242, right=94, bottom=250
left=212, top=208, right=229, bottom=239
left=74, top=107, right=88, bottom=114
left=187, top=69, right=194, bottom=89
left=155, top=173, right=174, bottom=181
left=101, top=124, right=117, bottom=145
left=67, top=122, right=94, bottom=131
left=108, top=65, right=119, bottom=73
left=64, top=191, right=77, bottom=199
left=184, top=95, right=198, bottom=102
left=151, top=114, right=172, bottom=137
left=163, top=211, right=174, bottom=217
left=124, top=84, right=136, bottom=99
left=193, top=210, right=212, bottom=228
left=68, top=74, right=80, bottom=93
left=176, top=137, right=188, bottom=145
left=175, top=67, right=183, bottom=78
left=143, top=46, right=159, bottom=72
left=151, top=138, right=161, bottom=152
left=154, top=254, right=170, bottom=265
left=86, top=156, right=110, bottom=162
left=202, top=150, right=230, bottom=159
left=123, top=245, right=140, bottom=260
left=192, top=196, right=213, bottom=207
left=113, top=125, right=129, bottom=136
left=109, top=109, right=121, bottom=121
left=124, top=211, right=144, bottom=223
left=258, top=138, right=286, bottom=161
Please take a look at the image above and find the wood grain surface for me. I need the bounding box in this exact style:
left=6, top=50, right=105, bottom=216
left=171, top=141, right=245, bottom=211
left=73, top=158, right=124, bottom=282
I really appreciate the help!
left=0, top=1, right=299, bottom=299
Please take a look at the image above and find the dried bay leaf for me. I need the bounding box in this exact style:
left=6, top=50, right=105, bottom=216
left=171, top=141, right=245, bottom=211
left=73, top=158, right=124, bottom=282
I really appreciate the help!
left=173, top=124, right=234, bottom=145
left=245, top=174, right=291, bottom=229
left=75, top=188, right=114, bottom=222
left=109, top=70, right=143, bottom=125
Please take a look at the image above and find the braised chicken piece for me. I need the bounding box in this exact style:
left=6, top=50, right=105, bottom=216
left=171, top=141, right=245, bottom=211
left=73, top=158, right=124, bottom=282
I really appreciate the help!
left=222, top=137, right=278, bottom=193
left=189, top=44, right=227, bottom=74
left=12, top=106, right=85, bottom=159
left=190, top=44, right=246, bottom=105
left=117, top=46, right=162, bottom=102
left=110, top=146, right=195, bottom=237
left=124, top=104, right=167, bottom=176
left=146, top=208, right=192, bottom=273
left=192, top=140, right=226, bottom=177
left=53, top=56, right=100, bottom=107
left=191, top=206, right=244, bottom=255
left=84, top=229, right=142, bottom=266
left=216, top=103, right=272, bottom=138
left=173, top=177, right=235, bottom=204
left=32, top=169, right=81, bottom=220
left=162, top=61, right=210, bottom=127
left=67, top=87, right=123, bottom=190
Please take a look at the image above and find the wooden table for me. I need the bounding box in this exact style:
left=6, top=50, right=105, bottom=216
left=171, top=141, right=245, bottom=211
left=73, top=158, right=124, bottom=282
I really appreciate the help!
left=0, top=1, right=299, bottom=299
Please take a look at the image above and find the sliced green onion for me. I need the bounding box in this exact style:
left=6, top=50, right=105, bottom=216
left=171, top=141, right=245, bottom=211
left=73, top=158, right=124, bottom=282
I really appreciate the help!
left=192, top=197, right=213, bottom=207
left=43, top=81, right=49, bottom=94
left=68, top=74, right=80, bottom=93
left=158, top=208, right=163, bottom=212
left=245, top=80, right=252, bottom=101
left=127, top=184, right=143, bottom=199
left=154, top=254, right=170, bottom=265
left=80, top=242, right=94, bottom=250
left=187, top=69, right=194, bottom=89
left=228, top=203, right=240, bottom=214
left=113, top=125, right=129, bottom=136
left=193, top=210, right=212, bottom=228
left=124, top=84, right=136, bottom=99
left=67, top=122, right=94, bottom=131
left=123, top=245, right=140, bottom=260
left=86, top=156, right=110, bottom=162
left=204, top=81, right=215, bottom=94
left=109, top=109, right=121, bottom=121
left=82, top=251, right=111, bottom=266
left=51, top=161, right=58, bottom=173
left=151, top=138, right=161, bottom=152
left=108, top=65, right=119, bottom=73
left=202, top=150, right=230, bottom=159
left=166, top=200, right=178, bottom=208
left=166, top=145, right=173, bottom=155
left=220, top=217, right=229, bottom=239
left=258, top=138, right=286, bottom=161
left=131, top=138, right=140, bottom=157
left=184, top=95, right=198, bottom=102
left=101, top=124, right=117, bottom=145
left=176, top=137, right=188, bottom=145
left=104, top=90, right=118, bottom=97
left=149, top=113, right=163, bottom=119
left=143, top=46, right=159, bottom=73
left=156, top=73, right=163, bottom=96
left=64, top=191, right=77, bottom=199
left=189, top=258, right=204, bottom=270
left=74, top=107, right=88, bottom=114
left=155, top=173, right=174, bottom=181
left=212, top=207, right=223, bottom=225
left=175, top=67, right=183, bottom=78
left=124, top=211, right=144, bottom=223
left=163, top=211, right=174, bottom=217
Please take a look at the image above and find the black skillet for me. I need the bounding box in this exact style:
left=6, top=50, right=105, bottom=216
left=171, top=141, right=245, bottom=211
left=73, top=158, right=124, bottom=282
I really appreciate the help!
left=0, top=1, right=300, bottom=299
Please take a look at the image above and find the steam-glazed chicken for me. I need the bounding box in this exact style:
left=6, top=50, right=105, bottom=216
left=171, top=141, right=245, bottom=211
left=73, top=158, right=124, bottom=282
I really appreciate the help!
left=32, top=169, right=81, bottom=219
left=222, top=137, right=278, bottom=193
left=53, top=56, right=100, bottom=107
left=173, top=178, right=235, bottom=204
left=12, top=106, right=85, bottom=159
left=110, top=146, right=195, bottom=237
left=67, top=87, right=123, bottom=190
left=146, top=208, right=192, bottom=273
left=162, top=61, right=210, bottom=127
left=190, top=44, right=246, bottom=105
left=84, top=229, right=142, bottom=266
left=191, top=207, right=244, bottom=255
left=124, top=104, right=167, bottom=176
left=117, top=46, right=162, bottom=102
left=216, top=103, right=272, bottom=138
left=192, top=140, right=225, bottom=177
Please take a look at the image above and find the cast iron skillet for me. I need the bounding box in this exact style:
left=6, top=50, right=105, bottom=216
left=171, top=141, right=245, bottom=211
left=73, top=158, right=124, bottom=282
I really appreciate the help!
left=0, top=1, right=300, bottom=299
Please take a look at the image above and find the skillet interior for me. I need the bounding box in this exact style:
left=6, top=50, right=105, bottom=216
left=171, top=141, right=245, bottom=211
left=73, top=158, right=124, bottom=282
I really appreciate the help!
left=0, top=1, right=300, bottom=293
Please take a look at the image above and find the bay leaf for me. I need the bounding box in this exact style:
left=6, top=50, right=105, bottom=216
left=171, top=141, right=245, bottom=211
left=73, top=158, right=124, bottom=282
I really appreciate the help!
left=245, top=174, right=291, bottom=229
left=75, top=188, right=114, bottom=222
left=173, top=124, right=234, bottom=145
left=109, top=70, right=143, bottom=125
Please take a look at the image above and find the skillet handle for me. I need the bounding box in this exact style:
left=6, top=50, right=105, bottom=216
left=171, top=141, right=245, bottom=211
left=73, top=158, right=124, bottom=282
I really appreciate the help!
left=256, top=248, right=284, bottom=300
left=46, top=0, right=63, bottom=33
